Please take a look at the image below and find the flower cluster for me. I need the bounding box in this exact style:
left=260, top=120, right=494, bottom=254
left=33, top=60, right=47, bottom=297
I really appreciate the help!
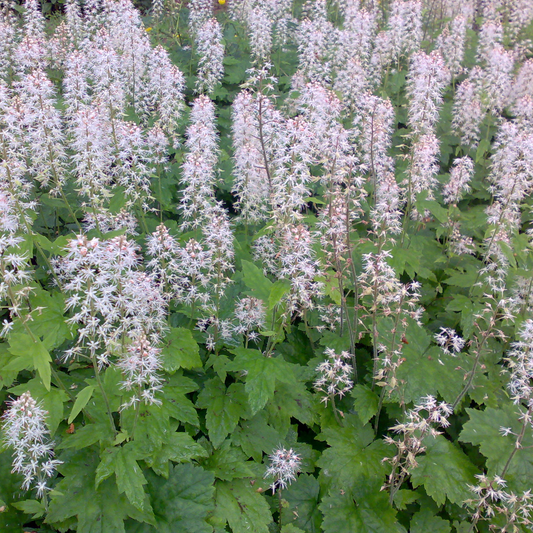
left=264, top=447, right=301, bottom=493
left=435, top=327, right=466, bottom=356
left=2, top=392, right=61, bottom=497
left=467, top=475, right=533, bottom=531
left=314, top=348, right=354, bottom=404
left=384, top=396, right=452, bottom=495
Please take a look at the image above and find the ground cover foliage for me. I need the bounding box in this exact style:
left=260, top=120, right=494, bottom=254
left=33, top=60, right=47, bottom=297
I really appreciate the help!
left=1, top=0, right=533, bottom=531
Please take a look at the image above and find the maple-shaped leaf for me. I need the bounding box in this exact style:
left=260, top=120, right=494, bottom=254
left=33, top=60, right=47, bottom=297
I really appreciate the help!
left=162, top=374, right=200, bottom=427
left=197, top=379, right=249, bottom=448
left=226, top=348, right=296, bottom=414
left=316, top=416, right=389, bottom=498
left=7, top=333, right=51, bottom=390
left=212, top=478, right=272, bottom=533
left=232, top=411, right=282, bottom=462
left=201, top=441, right=254, bottom=481
left=266, top=378, right=318, bottom=434
left=410, top=509, right=451, bottom=533
left=351, top=385, right=379, bottom=425
left=96, top=442, right=148, bottom=511
left=147, top=431, right=208, bottom=478
left=47, top=449, right=155, bottom=533
left=460, top=404, right=533, bottom=492
left=411, top=435, right=478, bottom=506
left=136, top=464, right=215, bottom=533
left=161, top=328, right=202, bottom=372
left=281, top=474, right=322, bottom=533
left=320, top=490, right=405, bottom=533
left=9, top=289, right=74, bottom=350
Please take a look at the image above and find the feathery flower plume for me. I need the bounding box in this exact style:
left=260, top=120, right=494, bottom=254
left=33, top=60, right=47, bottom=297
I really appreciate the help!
left=247, top=7, right=273, bottom=64
left=188, top=0, right=213, bottom=38
left=116, top=332, right=163, bottom=408
left=443, top=156, right=474, bottom=205
left=483, top=45, right=514, bottom=113
left=54, top=234, right=167, bottom=369
left=18, top=68, right=67, bottom=195
left=452, top=72, right=484, bottom=148
left=384, top=396, right=452, bottom=497
left=436, top=15, right=468, bottom=80
left=405, top=51, right=448, bottom=211
left=294, top=15, right=334, bottom=86
left=278, top=223, right=324, bottom=316
left=2, top=392, right=62, bottom=497
left=233, top=297, right=266, bottom=342
left=264, top=447, right=301, bottom=493
left=314, top=348, right=353, bottom=404
left=384, top=0, right=422, bottom=65
left=506, top=319, right=533, bottom=405
left=195, top=18, right=224, bottom=95
left=0, top=16, right=18, bottom=81
left=406, top=51, right=448, bottom=136
left=179, top=95, right=219, bottom=227
left=231, top=90, right=274, bottom=223
left=143, top=45, right=185, bottom=141
left=63, top=51, right=91, bottom=117
left=359, top=95, right=403, bottom=235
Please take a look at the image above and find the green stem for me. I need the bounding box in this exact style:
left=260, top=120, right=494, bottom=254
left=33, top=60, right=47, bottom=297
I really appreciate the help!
left=91, top=356, right=117, bottom=437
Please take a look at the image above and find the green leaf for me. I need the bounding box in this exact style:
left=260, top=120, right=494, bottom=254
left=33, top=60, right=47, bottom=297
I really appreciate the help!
left=12, top=289, right=73, bottom=349
left=443, top=266, right=479, bottom=288
left=269, top=279, right=291, bottom=309
left=47, top=449, right=155, bottom=532
left=140, top=464, right=215, bottom=533
left=0, top=344, right=19, bottom=388
left=446, top=294, right=484, bottom=338
left=411, top=435, right=478, bottom=506
left=121, top=402, right=173, bottom=453
left=418, top=199, right=449, bottom=224
left=392, top=489, right=419, bottom=510
left=69, top=385, right=95, bottom=424
left=227, top=348, right=296, bottom=415
left=197, top=379, right=249, bottom=448
left=161, top=328, right=202, bottom=372
left=8, top=333, right=51, bottom=390
left=410, top=509, right=451, bottom=533
left=57, top=421, right=113, bottom=450
left=0, top=451, right=25, bottom=531
left=281, top=474, right=321, bottom=533
left=475, top=138, right=491, bottom=163
left=266, top=379, right=317, bottom=434
left=232, top=411, right=282, bottom=462
left=460, top=404, right=533, bottom=492
left=213, top=479, right=272, bottom=533
left=96, top=443, right=148, bottom=510
left=394, top=321, right=470, bottom=404
left=316, top=417, right=389, bottom=497
left=163, top=376, right=200, bottom=427
left=146, top=432, right=208, bottom=478
left=320, top=490, right=405, bottom=533
left=202, top=441, right=254, bottom=481
left=11, top=499, right=46, bottom=518
left=281, top=526, right=306, bottom=533
left=241, top=260, right=272, bottom=303
left=351, top=385, right=379, bottom=425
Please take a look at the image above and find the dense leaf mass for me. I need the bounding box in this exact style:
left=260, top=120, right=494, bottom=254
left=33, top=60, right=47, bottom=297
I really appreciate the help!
left=1, top=0, right=533, bottom=531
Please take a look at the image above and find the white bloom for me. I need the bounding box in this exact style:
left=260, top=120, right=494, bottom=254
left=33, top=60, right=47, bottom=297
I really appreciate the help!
left=2, top=392, right=61, bottom=497
left=264, top=447, right=301, bottom=493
